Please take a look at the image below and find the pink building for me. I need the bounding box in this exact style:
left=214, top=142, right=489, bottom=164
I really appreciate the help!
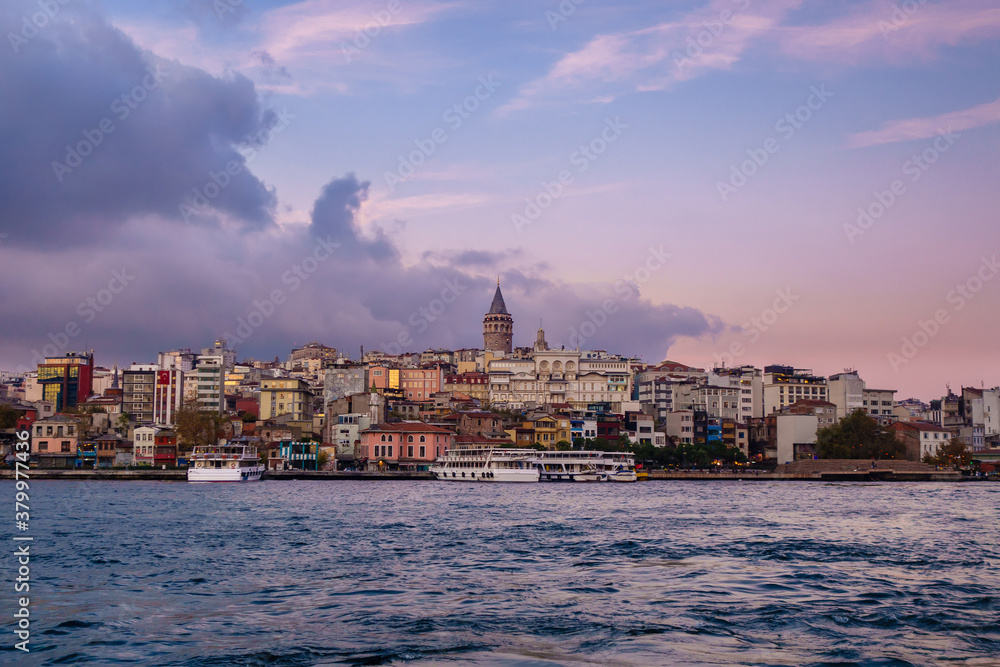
left=361, top=422, right=454, bottom=471
left=31, top=415, right=81, bottom=468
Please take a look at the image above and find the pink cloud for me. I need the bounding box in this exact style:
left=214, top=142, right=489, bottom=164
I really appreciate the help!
left=777, top=1, right=1000, bottom=64
left=848, top=97, right=1000, bottom=148
left=499, top=0, right=801, bottom=114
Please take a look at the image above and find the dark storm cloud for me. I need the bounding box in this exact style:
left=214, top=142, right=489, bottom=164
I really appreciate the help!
left=0, top=1, right=277, bottom=247
left=422, top=249, right=523, bottom=268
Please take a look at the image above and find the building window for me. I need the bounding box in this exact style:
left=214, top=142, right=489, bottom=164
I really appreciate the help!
left=420, top=446, right=426, bottom=458
left=388, top=446, right=393, bottom=457
left=61, top=442, right=71, bottom=453
left=408, top=446, right=414, bottom=457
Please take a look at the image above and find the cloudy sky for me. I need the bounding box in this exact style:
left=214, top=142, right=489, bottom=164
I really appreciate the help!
left=2, top=0, right=998, bottom=400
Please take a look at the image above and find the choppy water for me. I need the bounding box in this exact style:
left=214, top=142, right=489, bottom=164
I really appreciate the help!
left=2, top=480, right=998, bottom=666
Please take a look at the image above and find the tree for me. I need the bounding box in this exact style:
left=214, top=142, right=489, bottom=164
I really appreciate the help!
left=174, top=399, right=226, bottom=451
left=555, top=440, right=572, bottom=451
left=923, top=437, right=971, bottom=468
left=0, top=403, right=19, bottom=430
left=815, top=410, right=905, bottom=460
left=115, top=412, right=133, bottom=435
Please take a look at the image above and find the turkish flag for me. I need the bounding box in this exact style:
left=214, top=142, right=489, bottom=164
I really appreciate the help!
left=158, top=371, right=170, bottom=385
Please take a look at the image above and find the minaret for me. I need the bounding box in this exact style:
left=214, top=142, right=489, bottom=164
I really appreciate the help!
left=483, top=277, right=513, bottom=354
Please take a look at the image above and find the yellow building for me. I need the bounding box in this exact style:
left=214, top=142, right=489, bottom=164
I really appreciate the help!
left=259, top=378, right=314, bottom=421
left=505, top=414, right=572, bottom=449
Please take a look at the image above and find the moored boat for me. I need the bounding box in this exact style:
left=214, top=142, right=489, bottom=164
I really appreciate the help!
left=187, top=443, right=265, bottom=482
left=532, top=450, right=606, bottom=482
left=596, top=451, right=638, bottom=482
left=431, top=446, right=540, bottom=482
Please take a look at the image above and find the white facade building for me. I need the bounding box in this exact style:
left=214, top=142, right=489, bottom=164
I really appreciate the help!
left=488, top=350, right=633, bottom=413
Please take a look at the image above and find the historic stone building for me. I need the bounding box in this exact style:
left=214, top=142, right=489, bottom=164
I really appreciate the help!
left=483, top=280, right=513, bottom=354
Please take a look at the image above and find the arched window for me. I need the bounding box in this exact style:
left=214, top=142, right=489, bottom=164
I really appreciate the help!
left=388, top=435, right=393, bottom=442
left=380, top=434, right=386, bottom=442
left=419, top=435, right=426, bottom=442
left=408, top=435, right=414, bottom=442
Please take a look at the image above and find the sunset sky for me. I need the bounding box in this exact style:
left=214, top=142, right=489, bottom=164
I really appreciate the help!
left=2, top=0, right=998, bottom=400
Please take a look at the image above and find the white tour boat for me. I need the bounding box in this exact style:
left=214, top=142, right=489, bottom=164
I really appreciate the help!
left=431, top=446, right=540, bottom=482
left=533, top=450, right=606, bottom=482
left=597, top=451, right=638, bottom=482
left=187, top=443, right=265, bottom=482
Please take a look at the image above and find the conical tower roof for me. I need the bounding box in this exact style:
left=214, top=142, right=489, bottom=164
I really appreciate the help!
left=488, top=283, right=508, bottom=315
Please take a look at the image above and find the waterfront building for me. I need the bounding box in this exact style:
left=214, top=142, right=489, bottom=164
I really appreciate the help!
left=361, top=422, right=454, bottom=470
left=277, top=441, right=319, bottom=470
left=775, top=413, right=819, bottom=464
left=331, top=413, right=371, bottom=467
left=886, top=421, right=955, bottom=461
left=94, top=433, right=123, bottom=468
left=31, top=414, right=81, bottom=468
left=133, top=426, right=178, bottom=467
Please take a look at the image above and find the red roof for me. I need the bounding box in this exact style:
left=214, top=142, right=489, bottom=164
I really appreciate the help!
left=364, top=422, right=455, bottom=434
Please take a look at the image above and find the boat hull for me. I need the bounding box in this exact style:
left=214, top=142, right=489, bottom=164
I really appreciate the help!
left=432, top=467, right=539, bottom=482
left=187, top=466, right=265, bottom=482
left=539, top=472, right=602, bottom=482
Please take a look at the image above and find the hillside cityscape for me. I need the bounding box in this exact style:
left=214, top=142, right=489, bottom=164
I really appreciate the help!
left=3, top=283, right=996, bottom=472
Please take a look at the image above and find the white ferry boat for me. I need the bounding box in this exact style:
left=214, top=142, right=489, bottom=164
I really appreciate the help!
left=431, top=446, right=540, bottom=482
left=598, top=451, right=638, bottom=482
left=533, top=450, right=605, bottom=482
left=187, top=443, right=265, bottom=482
left=533, top=450, right=639, bottom=482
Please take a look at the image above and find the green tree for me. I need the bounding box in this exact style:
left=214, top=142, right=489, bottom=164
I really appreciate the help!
left=0, top=403, right=19, bottom=430
left=115, top=412, right=133, bottom=434
left=923, top=437, right=970, bottom=468
left=174, top=399, right=226, bottom=451
left=555, top=440, right=572, bottom=451
left=815, top=410, right=905, bottom=460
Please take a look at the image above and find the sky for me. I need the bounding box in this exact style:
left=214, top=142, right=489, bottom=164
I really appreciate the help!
left=1, top=0, right=998, bottom=401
